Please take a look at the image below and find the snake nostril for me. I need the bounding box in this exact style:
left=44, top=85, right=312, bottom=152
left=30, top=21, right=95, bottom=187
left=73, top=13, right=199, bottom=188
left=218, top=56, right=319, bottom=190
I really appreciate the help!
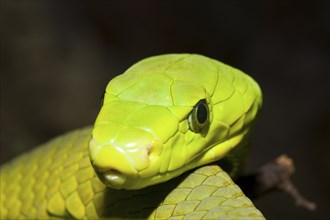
left=148, top=140, right=163, bottom=157
left=147, top=146, right=152, bottom=156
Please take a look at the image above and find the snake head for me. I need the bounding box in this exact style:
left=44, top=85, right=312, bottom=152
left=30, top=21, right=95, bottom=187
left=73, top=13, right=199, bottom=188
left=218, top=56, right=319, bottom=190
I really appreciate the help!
left=89, top=54, right=262, bottom=190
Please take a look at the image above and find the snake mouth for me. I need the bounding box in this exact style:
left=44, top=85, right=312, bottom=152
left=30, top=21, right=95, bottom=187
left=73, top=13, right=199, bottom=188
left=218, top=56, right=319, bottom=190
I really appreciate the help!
left=96, top=169, right=128, bottom=189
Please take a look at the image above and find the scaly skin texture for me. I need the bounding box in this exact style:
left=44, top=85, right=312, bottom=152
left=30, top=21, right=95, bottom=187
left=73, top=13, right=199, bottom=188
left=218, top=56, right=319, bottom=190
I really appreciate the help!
left=90, top=54, right=262, bottom=189
left=0, top=127, right=264, bottom=219
left=1, top=54, right=264, bottom=219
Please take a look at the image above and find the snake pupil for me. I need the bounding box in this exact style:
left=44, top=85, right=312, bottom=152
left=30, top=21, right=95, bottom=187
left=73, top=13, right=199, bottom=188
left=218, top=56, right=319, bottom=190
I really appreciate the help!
left=197, top=103, right=207, bottom=124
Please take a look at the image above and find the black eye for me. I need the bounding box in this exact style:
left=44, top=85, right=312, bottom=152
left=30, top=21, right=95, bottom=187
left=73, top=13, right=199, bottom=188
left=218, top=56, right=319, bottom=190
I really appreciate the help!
left=196, top=102, right=207, bottom=124
left=188, top=100, right=209, bottom=133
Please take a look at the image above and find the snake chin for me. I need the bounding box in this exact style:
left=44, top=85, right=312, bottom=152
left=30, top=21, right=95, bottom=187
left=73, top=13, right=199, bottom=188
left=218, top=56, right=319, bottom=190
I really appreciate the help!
left=95, top=169, right=129, bottom=189
left=104, top=169, right=128, bottom=188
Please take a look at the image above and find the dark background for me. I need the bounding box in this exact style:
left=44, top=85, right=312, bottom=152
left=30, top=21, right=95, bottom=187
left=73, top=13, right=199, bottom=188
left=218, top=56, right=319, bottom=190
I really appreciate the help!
left=1, top=1, right=329, bottom=219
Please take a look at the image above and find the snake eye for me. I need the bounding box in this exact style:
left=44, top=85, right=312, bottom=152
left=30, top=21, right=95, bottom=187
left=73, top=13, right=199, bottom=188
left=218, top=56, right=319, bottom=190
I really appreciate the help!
left=188, top=100, right=209, bottom=133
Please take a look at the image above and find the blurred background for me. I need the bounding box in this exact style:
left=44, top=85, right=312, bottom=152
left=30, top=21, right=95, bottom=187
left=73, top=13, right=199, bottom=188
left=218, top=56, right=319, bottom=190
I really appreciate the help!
left=1, top=0, right=329, bottom=219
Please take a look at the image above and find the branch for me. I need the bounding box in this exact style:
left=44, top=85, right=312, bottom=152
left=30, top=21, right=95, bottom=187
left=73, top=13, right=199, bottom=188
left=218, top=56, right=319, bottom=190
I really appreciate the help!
left=236, top=154, right=317, bottom=211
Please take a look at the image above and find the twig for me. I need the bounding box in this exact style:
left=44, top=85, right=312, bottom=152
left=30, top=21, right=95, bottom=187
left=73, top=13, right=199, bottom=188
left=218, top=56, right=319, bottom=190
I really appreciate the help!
left=236, top=154, right=317, bottom=211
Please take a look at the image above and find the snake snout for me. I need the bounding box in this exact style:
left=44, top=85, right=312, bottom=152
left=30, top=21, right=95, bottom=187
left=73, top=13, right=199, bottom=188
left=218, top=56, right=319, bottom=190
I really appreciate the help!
left=89, top=136, right=164, bottom=189
left=89, top=124, right=165, bottom=188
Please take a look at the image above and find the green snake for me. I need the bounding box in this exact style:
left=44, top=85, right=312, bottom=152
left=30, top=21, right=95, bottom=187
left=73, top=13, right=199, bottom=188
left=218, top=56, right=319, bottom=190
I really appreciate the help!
left=0, top=54, right=264, bottom=219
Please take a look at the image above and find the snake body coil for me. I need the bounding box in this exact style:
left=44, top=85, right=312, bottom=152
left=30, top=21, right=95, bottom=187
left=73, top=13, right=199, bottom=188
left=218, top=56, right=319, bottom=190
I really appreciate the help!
left=0, top=54, right=264, bottom=219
